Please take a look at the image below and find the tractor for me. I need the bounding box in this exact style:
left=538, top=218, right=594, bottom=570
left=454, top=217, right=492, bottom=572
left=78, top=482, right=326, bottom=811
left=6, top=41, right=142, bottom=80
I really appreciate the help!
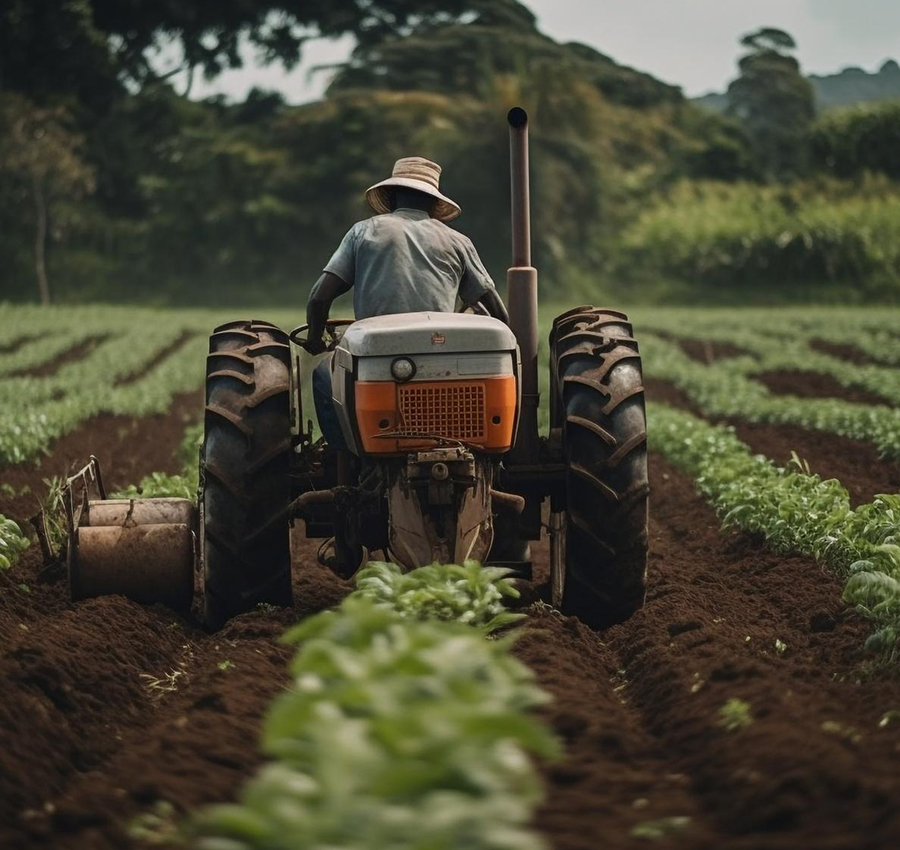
left=52, top=107, right=649, bottom=630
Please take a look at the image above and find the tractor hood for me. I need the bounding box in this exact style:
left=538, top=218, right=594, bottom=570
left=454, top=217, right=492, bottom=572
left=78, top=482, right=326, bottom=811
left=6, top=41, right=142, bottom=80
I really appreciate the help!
left=339, top=312, right=517, bottom=357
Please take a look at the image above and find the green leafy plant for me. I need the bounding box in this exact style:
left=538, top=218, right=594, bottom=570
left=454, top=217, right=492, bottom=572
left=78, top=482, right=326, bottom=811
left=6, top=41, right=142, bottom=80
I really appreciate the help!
left=354, top=560, right=524, bottom=632
left=0, top=514, right=29, bottom=570
left=113, top=471, right=196, bottom=501
left=718, top=698, right=753, bottom=731
left=192, top=565, right=558, bottom=850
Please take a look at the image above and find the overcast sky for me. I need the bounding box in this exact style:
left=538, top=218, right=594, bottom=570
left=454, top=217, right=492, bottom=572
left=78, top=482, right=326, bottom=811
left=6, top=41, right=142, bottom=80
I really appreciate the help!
left=171, top=0, right=900, bottom=102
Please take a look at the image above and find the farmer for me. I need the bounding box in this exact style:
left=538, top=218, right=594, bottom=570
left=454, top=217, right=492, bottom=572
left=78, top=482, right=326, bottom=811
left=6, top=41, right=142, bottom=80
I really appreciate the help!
left=305, top=156, right=509, bottom=448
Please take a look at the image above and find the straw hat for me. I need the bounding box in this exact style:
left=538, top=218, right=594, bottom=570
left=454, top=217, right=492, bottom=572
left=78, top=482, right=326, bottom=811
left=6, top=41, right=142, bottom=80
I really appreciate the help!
left=365, top=157, right=461, bottom=222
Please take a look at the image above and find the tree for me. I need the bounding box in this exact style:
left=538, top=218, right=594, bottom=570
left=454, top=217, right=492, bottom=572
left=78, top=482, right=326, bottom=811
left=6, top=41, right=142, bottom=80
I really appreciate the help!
left=0, top=0, right=480, bottom=102
left=726, top=27, right=815, bottom=178
left=0, top=96, right=95, bottom=304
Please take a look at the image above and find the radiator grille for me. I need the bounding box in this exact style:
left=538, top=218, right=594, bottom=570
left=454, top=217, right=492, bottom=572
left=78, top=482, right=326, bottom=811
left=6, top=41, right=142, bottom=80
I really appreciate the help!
left=398, top=382, right=486, bottom=441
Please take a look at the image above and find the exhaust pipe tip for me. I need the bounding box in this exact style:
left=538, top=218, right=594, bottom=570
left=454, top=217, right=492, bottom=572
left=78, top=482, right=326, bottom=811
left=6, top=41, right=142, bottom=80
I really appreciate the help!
left=507, top=106, right=528, bottom=128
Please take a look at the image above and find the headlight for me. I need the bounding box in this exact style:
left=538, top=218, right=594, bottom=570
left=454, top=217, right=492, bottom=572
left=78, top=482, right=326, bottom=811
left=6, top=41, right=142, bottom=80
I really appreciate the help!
left=390, top=357, right=416, bottom=382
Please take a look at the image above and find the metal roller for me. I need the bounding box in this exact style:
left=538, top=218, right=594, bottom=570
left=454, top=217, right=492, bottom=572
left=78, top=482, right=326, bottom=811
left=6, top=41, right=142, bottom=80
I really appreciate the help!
left=85, top=498, right=195, bottom=527
left=70, top=511, right=196, bottom=612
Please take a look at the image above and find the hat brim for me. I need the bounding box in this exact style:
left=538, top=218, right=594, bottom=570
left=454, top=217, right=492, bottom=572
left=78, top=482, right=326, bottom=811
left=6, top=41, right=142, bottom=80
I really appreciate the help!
left=365, top=177, right=461, bottom=223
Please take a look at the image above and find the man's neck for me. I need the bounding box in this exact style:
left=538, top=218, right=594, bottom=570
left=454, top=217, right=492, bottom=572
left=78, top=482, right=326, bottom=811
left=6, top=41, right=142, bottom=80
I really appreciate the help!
left=393, top=189, right=433, bottom=214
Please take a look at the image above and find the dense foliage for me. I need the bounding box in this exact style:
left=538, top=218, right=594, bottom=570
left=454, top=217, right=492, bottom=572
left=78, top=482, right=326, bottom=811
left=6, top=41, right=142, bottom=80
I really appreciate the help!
left=809, top=102, right=900, bottom=181
left=0, top=0, right=755, bottom=305
left=1, top=3, right=900, bottom=303
left=620, top=179, right=900, bottom=302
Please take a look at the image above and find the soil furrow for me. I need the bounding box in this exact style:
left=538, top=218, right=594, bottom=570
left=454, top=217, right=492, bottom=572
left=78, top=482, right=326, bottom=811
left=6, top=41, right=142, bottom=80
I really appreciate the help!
left=0, top=529, right=348, bottom=849
left=642, top=330, right=750, bottom=364
left=644, top=376, right=900, bottom=506
left=516, top=610, right=716, bottom=849
left=753, top=369, right=891, bottom=408
left=9, top=335, right=111, bottom=379
left=602, top=454, right=900, bottom=849
left=809, top=339, right=885, bottom=367
left=114, top=331, right=198, bottom=387
left=0, top=594, right=190, bottom=833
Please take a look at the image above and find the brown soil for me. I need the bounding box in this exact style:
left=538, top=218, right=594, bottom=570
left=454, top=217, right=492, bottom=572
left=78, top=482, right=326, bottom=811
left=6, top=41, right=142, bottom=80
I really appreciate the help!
left=10, top=336, right=110, bottom=379
left=644, top=376, right=702, bottom=417
left=517, top=454, right=900, bottom=849
left=809, top=338, right=880, bottom=366
left=678, top=338, right=747, bottom=364
left=644, top=376, right=900, bottom=506
left=645, top=330, right=749, bottom=365
left=754, top=370, right=891, bottom=407
left=3, top=403, right=900, bottom=848
left=0, top=528, right=348, bottom=850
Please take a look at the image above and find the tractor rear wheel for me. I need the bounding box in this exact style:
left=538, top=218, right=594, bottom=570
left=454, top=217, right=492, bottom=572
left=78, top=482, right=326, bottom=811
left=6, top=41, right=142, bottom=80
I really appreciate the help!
left=202, top=319, right=293, bottom=629
left=551, top=307, right=649, bottom=628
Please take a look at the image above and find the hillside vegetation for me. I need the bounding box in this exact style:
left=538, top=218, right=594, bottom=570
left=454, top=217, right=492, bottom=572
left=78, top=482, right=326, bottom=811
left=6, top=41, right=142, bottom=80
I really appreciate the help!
left=1, top=1, right=899, bottom=305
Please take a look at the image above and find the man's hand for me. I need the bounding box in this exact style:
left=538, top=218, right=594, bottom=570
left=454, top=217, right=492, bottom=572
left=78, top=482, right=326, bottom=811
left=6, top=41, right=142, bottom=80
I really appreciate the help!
left=304, top=334, right=327, bottom=355
left=477, top=289, right=510, bottom=325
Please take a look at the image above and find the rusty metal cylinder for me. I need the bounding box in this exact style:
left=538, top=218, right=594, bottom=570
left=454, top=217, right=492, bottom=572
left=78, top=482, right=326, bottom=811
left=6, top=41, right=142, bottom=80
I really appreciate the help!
left=86, top=498, right=195, bottom=527
left=71, top=523, right=194, bottom=611
left=508, top=106, right=531, bottom=267
left=69, top=497, right=196, bottom=612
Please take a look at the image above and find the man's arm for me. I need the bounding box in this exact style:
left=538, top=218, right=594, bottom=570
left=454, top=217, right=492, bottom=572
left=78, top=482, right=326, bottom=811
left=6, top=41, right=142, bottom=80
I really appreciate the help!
left=477, top=288, right=510, bottom=324
left=306, top=272, right=352, bottom=354
left=456, top=233, right=509, bottom=325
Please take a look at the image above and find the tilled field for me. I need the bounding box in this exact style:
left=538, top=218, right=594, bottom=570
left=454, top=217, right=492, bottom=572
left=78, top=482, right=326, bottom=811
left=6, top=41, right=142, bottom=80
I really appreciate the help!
left=2, top=374, right=900, bottom=849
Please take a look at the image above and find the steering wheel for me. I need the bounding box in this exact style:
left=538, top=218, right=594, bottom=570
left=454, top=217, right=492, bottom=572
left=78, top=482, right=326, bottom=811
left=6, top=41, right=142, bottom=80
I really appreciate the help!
left=289, top=319, right=354, bottom=353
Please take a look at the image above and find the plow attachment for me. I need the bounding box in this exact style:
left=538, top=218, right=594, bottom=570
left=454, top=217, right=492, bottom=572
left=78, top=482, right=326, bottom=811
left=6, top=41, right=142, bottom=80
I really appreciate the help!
left=39, top=458, right=196, bottom=612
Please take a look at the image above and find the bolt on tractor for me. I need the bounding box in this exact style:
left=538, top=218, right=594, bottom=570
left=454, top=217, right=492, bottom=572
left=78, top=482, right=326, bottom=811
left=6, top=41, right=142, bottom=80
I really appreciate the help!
left=43, top=107, right=649, bottom=630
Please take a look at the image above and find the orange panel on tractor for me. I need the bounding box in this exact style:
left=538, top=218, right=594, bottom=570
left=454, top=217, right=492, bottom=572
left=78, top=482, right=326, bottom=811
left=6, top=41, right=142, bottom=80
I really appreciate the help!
left=355, top=377, right=517, bottom=454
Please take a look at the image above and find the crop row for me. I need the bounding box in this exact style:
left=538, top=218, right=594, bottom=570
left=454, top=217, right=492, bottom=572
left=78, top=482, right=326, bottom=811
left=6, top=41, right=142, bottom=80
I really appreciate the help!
left=649, top=403, right=900, bottom=652
left=635, top=314, right=900, bottom=403
left=634, top=306, right=900, bottom=367
left=192, top=562, right=556, bottom=849
left=640, top=334, right=900, bottom=459
left=0, top=306, right=310, bottom=466
left=0, top=335, right=209, bottom=465
left=0, top=325, right=188, bottom=410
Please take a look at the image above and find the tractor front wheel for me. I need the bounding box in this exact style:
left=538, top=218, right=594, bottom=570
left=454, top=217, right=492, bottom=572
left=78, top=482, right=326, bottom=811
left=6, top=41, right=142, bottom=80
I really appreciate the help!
left=551, top=307, right=649, bottom=628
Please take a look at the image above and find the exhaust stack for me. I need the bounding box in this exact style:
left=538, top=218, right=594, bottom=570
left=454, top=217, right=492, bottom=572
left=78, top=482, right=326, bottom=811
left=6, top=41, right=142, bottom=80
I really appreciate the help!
left=507, top=107, right=539, bottom=463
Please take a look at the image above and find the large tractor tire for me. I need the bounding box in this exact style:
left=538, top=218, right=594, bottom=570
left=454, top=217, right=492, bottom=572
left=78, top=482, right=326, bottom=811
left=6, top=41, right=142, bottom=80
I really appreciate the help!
left=202, top=320, right=293, bottom=629
left=550, top=306, right=649, bottom=628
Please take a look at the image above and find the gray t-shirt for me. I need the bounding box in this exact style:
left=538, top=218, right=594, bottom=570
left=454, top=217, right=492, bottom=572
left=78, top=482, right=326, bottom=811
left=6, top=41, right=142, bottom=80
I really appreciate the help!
left=323, top=208, right=496, bottom=320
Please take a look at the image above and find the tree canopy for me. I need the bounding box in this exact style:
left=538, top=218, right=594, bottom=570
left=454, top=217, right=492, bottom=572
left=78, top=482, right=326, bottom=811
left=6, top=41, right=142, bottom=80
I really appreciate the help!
left=727, top=27, right=815, bottom=177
